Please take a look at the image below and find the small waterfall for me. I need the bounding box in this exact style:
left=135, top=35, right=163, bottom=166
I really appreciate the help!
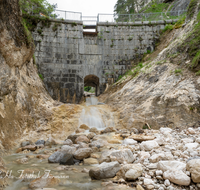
left=79, top=107, right=106, bottom=130
left=79, top=96, right=114, bottom=130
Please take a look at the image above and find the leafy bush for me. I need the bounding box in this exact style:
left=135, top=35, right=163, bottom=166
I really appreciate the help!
left=196, top=70, right=200, bottom=76
left=162, top=24, right=174, bottom=33
left=84, top=86, right=91, bottom=92
left=38, top=74, right=44, bottom=80
left=19, top=0, right=56, bottom=17
left=174, top=69, right=182, bottom=75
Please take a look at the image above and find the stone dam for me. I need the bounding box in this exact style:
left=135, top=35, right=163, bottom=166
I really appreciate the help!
left=33, top=19, right=177, bottom=103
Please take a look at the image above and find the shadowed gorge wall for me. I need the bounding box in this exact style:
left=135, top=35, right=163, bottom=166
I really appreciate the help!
left=33, top=19, right=177, bottom=103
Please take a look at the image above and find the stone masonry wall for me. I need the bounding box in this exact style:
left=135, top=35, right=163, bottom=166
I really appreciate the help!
left=33, top=19, right=176, bottom=103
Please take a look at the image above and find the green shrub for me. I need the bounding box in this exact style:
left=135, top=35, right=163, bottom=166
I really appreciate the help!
left=39, top=74, right=44, bottom=80
left=196, top=70, right=200, bottom=76
left=117, top=75, right=122, bottom=81
left=174, top=69, right=182, bottom=75
left=162, top=24, right=174, bottom=33
left=187, top=0, right=198, bottom=19
left=147, top=49, right=151, bottom=54
left=84, top=86, right=91, bottom=92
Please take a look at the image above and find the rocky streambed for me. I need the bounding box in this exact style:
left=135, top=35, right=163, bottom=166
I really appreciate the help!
left=2, top=124, right=200, bottom=190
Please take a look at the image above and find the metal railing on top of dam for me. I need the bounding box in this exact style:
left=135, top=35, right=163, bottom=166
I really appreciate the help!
left=30, top=9, right=187, bottom=26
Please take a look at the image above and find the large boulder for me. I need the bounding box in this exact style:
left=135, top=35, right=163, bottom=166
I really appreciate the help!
left=22, top=145, right=37, bottom=151
left=73, top=148, right=92, bottom=160
left=125, top=165, right=143, bottom=180
left=67, top=134, right=84, bottom=144
left=149, top=152, right=173, bottom=163
left=184, top=143, right=199, bottom=150
left=84, top=158, right=99, bottom=165
left=21, top=140, right=32, bottom=147
left=89, top=161, right=120, bottom=180
left=79, top=124, right=90, bottom=130
left=186, top=159, right=200, bottom=183
left=61, top=145, right=76, bottom=154
left=75, top=135, right=90, bottom=144
left=35, top=140, right=45, bottom=145
left=101, top=126, right=116, bottom=134
left=160, top=127, right=172, bottom=134
left=116, top=164, right=143, bottom=180
left=123, top=139, right=137, bottom=145
left=90, top=139, right=108, bottom=148
left=158, top=161, right=186, bottom=172
left=60, top=153, right=74, bottom=165
left=45, top=137, right=56, bottom=146
left=110, top=149, right=135, bottom=164
left=89, top=127, right=100, bottom=135
left=29, top=174, right=59, bottom=189
left=87, top=132, right=96, bottom=139
left=48, top=151, right=66, bottom=163
left=130, top=135, right=155, bottom=142
left=99, top=151, right=112, bottom=164
left=140, top=140, right=159, bottom=151
left=63, top=139, right=73, bottom=146
left=163, top=170, right=190, bottom=186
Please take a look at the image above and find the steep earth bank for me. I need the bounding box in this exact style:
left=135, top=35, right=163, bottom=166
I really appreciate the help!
left=0, top=1, right=83, bottom=188
left=99, top=1, right=200, bottom=131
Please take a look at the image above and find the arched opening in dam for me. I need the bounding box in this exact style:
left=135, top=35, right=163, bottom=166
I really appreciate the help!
left=84, top=75, right=100, bottom=96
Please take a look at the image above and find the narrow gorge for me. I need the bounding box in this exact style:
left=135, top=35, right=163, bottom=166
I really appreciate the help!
left=1, top=0, right=200, bottom=190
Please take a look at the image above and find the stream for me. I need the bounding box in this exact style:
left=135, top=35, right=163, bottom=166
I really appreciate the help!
left=3, top=96, right=131, bottom=190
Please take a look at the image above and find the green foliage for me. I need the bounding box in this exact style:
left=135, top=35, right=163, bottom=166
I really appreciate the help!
left=143, top=3, right=170, bottom=13
left=71, top=22, right=77, bottom=27
left=162, top=24, right=174, bottom=34
left=147, top=49, right=151, bottom=54
left=38, top=74, right=44, bottom=80
left=33, top=55, right=36, bottom=64
left=128, top=36, right=133, bottom=41
left=156, top=61, right=162, bottom=65
left=19, top=0, right=56, bottom=17
left=117, top=75, right=122, bottom=81
left=196, top=70, right=200, bottom=76
left=174, top=69, right=182, bottom=75
left=21, top=18, right=33, bottom=46
left=143, top=124, right=151, bottom=129
left=84, top=86, right=91, bottom=92
left=187, top=0, right=198, bottom=19
left=37, top=29, right=43, bottom=35
left=181, top=11, right=200, bottom=69
left=52, top=23, right=61, bottom=32
left=174, top=16, right=186, bottom=29
left=192, top=50, right=200, bottom=68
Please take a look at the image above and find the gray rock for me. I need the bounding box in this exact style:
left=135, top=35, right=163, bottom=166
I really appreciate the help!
left=89, top=161, right=120, bottom=180
left=125, top=165, right=143, bottom=180
left=35, top=140, right=45, bottom=145
left=60, top=153, right=74, bottom=165
left=73, top=148, right=92, bottom=160
left=97, top=102, right=105, bottom=105
left=45, top=137, right=56, bottom=146
left=90, top=139, right=108, bottom=148
left=187, top=156, right=200, bottom=163
left=61, top=145, right=76, bottom=154
left=110, top=149, right=135, bottom=164
left=48, top=151, right=66, bottom=163
left=21, top=140, right=31, bottom=147
left=63, top=139, right=73, bottom=146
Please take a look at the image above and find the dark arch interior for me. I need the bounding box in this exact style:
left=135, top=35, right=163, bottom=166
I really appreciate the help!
left=84, top=75, right=100, bottom=96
